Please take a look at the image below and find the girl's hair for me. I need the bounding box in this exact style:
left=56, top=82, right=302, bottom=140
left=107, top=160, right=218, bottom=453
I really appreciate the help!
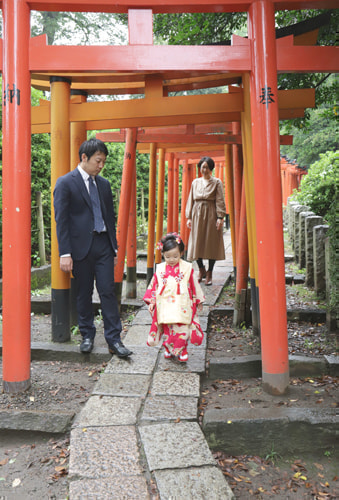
left=159, top=233, right=185, bottom=254
left=198, top=156, right=215, bottom=171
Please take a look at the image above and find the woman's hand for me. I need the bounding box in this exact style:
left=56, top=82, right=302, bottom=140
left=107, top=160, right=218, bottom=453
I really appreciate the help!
left=187, top=219, right=192, bottom=229
left=148, top=303, right=155, bottom=314
left=216, top=218, right=223, bottom=231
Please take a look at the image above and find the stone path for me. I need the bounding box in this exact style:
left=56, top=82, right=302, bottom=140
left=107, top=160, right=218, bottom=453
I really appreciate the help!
left=68, top=232, right=235, bottom=499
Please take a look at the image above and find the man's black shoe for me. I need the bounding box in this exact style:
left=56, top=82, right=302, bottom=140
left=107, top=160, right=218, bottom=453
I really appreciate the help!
left=80, top=338, right=94, bottom=353
left=108, top=341, right=132, bottom=358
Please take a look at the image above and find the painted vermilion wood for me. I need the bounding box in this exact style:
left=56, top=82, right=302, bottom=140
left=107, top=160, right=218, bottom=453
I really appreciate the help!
left=235, top=178, right=249, bottom=294
left=8, top=0, right=337, bottom=14
left=167, top=153, right=175, bottom=233
left=232, top=121, right=243, bottom=253
left=241, top=74, right=258, bottom=289
left=2, top=0, right=31, bottom=392
left=126, top=165, right=137, bottom=298
left=249, top=0, right=289, bottom=394
left=180, top=160, right=188, bottom=246
left=30, top=89, right=314, bottom=133
left=128, top=9, right=153, bottom=45
left=173, top=157, right=180, bottom=234
left=224, top=144, right=236, bottom=270
left=146, top=143, right=157, bottom=282
left=50, top=80, right=71, bottom=291
left=155, top=148, right=165, bottom=264
left=115, top=127, right=138, bottom=283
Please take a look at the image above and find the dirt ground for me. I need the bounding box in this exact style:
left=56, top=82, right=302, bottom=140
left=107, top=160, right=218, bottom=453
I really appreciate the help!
left=0, top=279, right=338, bottom=499
left=199, top=276, right=338, bottom=500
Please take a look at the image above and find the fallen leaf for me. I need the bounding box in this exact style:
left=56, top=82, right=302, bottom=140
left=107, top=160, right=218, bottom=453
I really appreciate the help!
left=29, top=396, right=35, bottom=402
left=0, top=458, right=9, bottom=466
left=55, top=466, right=66, bottom=472
left=12, top=478, right=21, bottom=488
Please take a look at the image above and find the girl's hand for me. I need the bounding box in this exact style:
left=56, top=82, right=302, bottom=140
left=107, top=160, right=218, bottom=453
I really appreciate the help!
left=187, top=219, right=192, bottom=229
left=148, top=303, right=155, bottom=314
left=216, top=218, right=223, bottom=231
left=197, top=303, right=203, bottom=313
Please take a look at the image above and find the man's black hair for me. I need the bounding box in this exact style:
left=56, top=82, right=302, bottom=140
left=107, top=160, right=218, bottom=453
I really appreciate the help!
left=79, top=138, right=109, bottom=161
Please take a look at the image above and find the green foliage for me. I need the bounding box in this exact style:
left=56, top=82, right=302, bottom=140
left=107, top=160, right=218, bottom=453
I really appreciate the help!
left=291, top=150, right=338, bottom=220
left=153, top=12, right=247, bottom=45
left=292, top=151, right=338, bottom=311
left=30, top=11, right=127, bottom=45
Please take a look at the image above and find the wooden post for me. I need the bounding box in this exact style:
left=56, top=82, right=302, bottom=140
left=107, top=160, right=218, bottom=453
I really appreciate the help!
left=173, top=157, right=180, bottom=234
left=2, top=0, right=31, bottom=392
left=155, top=148, right=166, bottom=264
left=233, top=178, right=249, bottom=326
left=224, top=144, right=236, bottom=275
left=50, top=77, right=71, bottom=342
left=249, top=0, right=289, bottom=394
left=167, top=152, right=174, bottom=233
left=36, top=191, right=46, bottom=266
left=115, top=127, right=137, bottom=302
left=126, top=161, right=137, bottom=299
left=242, top=73, right=260, bottom=336
left=146, top=143, right=157, bottom=284
left=70, top=98, right=87, bottom=327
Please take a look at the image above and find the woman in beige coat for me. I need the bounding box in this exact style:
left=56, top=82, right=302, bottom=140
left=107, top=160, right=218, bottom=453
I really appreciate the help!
left=185, top=156, right=226, bottom=285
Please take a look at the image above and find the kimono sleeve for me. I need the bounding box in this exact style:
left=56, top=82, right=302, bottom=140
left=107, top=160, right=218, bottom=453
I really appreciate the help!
left=143, top=274, right=158, bottom=304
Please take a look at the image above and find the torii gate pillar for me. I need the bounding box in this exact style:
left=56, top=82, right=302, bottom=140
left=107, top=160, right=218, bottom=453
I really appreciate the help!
left=249, top=0, right=289, bottom=394
left=2, top=0, right=31, bottom=392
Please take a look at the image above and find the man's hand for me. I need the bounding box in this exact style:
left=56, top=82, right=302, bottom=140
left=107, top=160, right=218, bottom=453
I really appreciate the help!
left=60, top=256, right=73, bottom=273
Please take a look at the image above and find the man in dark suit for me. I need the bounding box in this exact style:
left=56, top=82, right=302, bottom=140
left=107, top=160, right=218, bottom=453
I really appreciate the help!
left=53, top=138, right=132, bottom=358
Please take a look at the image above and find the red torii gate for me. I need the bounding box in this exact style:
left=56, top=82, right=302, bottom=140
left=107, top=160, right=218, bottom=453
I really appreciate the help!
left=1, top=0, right=337, bottom=395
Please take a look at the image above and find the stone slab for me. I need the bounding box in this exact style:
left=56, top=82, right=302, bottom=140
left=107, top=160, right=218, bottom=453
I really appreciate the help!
left=69, top=426, right=143, bottom=479
left=139, top=422, right=215, bottom=471
left=69, top=476, right=150, bottom=500
left=141, top=395, right=198, bottom=422
left=123, top=324, right=151, bottom=346
left=325, top=354, right=339, bottom=376
left=157, top=348, right=205, bottom=374
left=150, top=371, right=200, bottom=397
left=208, top=355, right=262, bottom=379
left=28, top=342, right=111, bottom=363
left=105, top=346, right=158, bottom=375
left=203, top=407, right=338, bottom=456
left=132, top=308, right=153, bottom=325
left=289, top=355, right=327, bottom=377
left=73, top=395, right=142, bottom=427
left=154, top=466, right=235, bottom=500
left=93, top=373, right=151, bottom=397
left=0, top=409, right=74, bottom=433
left=287, top=308, right=326, bottom=323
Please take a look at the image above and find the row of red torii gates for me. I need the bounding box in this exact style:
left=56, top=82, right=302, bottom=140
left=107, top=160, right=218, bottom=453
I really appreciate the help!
left=1, top=0, right=338, bottom=395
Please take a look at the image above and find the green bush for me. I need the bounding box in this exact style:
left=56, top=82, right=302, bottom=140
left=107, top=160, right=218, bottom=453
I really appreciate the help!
left=292, top=150, right=338, bottom=311
left=292, top=150, right=338, bottom=221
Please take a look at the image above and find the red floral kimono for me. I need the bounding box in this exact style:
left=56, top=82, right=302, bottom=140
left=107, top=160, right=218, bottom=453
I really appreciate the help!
left=143, top=259, right=205, bottom=356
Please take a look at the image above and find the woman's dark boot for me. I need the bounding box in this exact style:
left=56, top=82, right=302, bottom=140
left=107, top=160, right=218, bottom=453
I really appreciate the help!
left=198, top=267, right=207, bottom=282
left=205, top=270, right=212, bottom=286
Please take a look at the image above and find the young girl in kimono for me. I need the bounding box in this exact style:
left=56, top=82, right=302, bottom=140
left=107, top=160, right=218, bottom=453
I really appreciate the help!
left=143, top=233, right=205, bottom=362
